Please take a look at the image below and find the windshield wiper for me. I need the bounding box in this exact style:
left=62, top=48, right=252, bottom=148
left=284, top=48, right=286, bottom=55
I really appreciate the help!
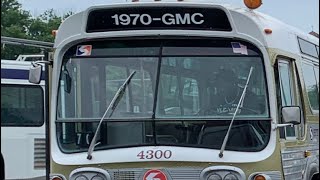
left=87, top=71, right=136, bottom=160
left=218, top=67, right=254, bottom=158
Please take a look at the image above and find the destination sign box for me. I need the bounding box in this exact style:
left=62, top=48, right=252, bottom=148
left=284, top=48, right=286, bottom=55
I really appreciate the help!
left=86, top=7, right=232, bottom=32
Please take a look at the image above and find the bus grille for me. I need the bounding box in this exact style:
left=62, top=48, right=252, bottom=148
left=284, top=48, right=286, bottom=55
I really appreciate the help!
left=34, top=138, right=46, bottom=169
left=110, top=169, right=140, bottom=180
left=107, top=168, right=202, bottom=180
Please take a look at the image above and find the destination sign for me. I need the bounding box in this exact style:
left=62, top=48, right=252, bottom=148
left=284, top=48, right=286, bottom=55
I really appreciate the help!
left=86, top=7, right=232, bottom=32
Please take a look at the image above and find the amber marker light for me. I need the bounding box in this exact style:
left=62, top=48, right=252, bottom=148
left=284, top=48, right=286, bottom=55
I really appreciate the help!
left=244, top=0, right=262, bottom=9
left=264, top=28, right=273, bottom=34
left=52, top=30, right=58, bottom=37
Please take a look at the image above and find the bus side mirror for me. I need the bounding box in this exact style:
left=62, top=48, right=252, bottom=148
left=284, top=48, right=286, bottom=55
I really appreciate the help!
left=281, top=106, right=301, bottom=125
left=29, top=64, right=42, bottom=84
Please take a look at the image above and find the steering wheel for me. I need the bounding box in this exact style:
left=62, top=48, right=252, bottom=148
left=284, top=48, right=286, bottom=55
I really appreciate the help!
left=198, top=108, right=230, bottom=116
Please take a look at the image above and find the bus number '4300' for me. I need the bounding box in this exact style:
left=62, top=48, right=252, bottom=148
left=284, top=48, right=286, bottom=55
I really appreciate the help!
left=137, top=150, right=172, bottom=160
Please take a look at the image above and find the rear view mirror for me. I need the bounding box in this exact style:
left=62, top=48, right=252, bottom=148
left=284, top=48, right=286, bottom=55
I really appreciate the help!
left=29, top=64, right=42, bottom=84
left=281, top=106, right=301, bottom=125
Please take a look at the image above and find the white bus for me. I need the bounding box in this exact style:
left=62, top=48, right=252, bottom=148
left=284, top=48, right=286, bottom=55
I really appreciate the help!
left=29, top=0, right=319, bottom=180
left=1, top=59, right=46, bottom=180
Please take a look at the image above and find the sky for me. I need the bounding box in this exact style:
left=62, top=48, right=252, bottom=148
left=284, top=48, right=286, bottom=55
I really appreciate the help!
left=18, top=0, right=319, bottom=33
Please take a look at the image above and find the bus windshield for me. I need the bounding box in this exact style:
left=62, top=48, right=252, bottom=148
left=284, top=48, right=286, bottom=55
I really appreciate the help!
left=57, top=39, right=270, bottom=153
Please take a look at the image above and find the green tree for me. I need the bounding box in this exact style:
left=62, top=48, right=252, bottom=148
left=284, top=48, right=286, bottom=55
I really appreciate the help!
left=1, top=0, right=30, bottom=38
left=1, top=0, right=32, bottom=59
left=28, top=9, right=73, bottom=42
left=1, top=0, right=73, bottom=59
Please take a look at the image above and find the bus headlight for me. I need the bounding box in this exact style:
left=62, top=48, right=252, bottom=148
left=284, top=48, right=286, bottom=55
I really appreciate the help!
left=69, top=167, right=111, bottom=180
left=91, top=175, right=105, bottom=180
left=207, top=173, right=223, bottom=180
left=200, top=166, right=245, bottom=180
left=223, top=173, right=238, bottom=180
left=74, top=175, right=88, bottom=180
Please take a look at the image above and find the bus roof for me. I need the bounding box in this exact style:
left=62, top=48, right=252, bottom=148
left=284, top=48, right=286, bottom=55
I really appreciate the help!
left=54, top=1, right=318, bottom=56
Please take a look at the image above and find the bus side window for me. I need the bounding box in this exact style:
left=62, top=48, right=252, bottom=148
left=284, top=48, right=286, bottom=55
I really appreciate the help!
left=1, top=84, right=44, bottom=126
left=275, top=58, right=304, bottom=140
left=301, top=62, right=319, bottom=112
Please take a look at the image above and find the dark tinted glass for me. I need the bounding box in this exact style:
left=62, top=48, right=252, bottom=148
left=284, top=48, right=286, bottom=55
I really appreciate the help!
left=64, top=40, right=160, bottom=57
left=1, top=85, right=44, bottom=126
left=162, top=39, right=261, bottom=56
